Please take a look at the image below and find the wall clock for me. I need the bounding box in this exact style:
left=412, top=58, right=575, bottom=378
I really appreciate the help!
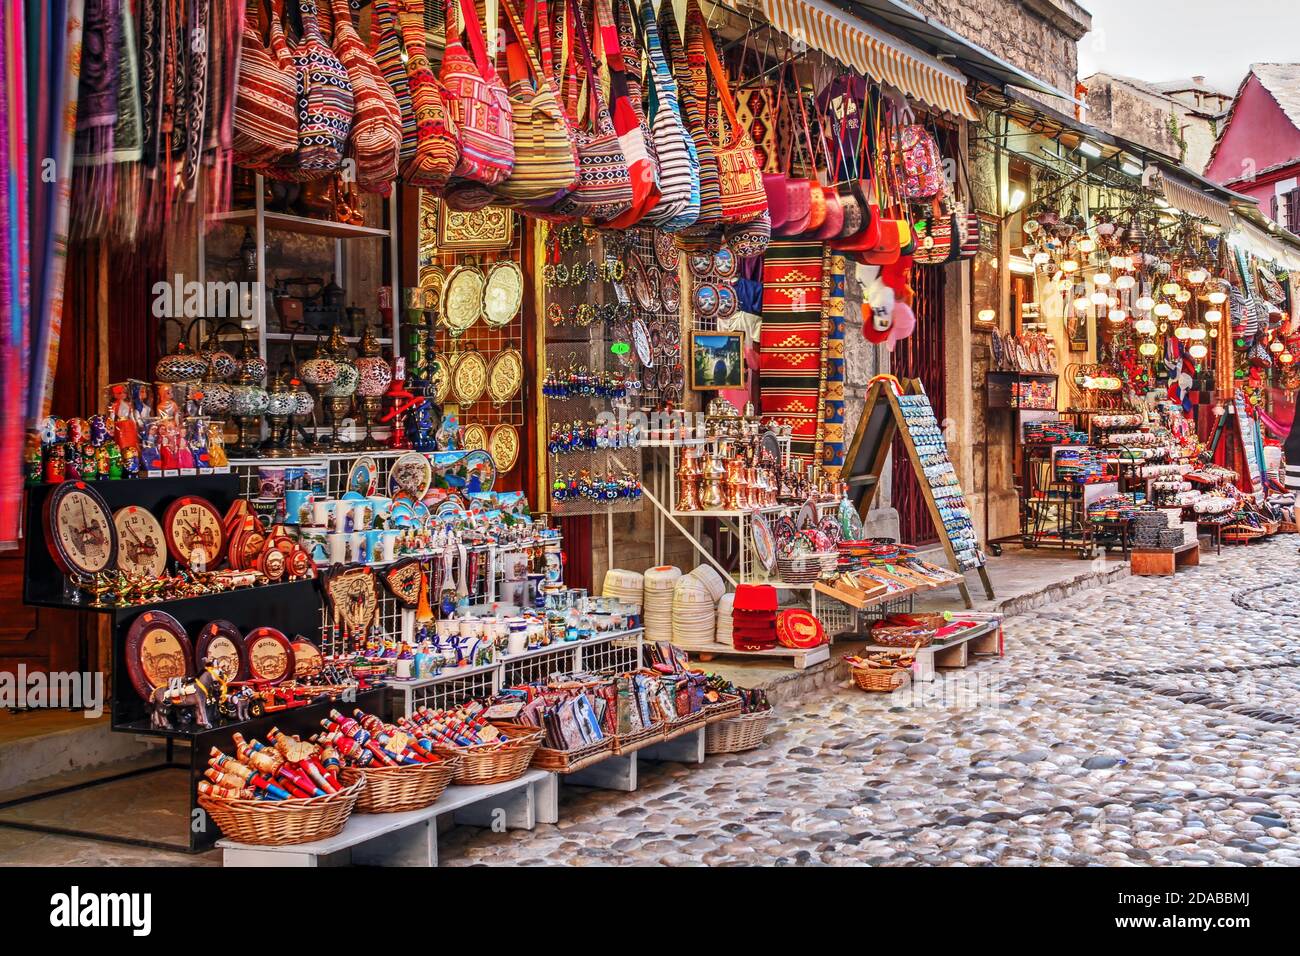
left=243, top=627, right=295, bottom=684
left=195, top=619, right=247, bottom=681
left=113, top=505, right=166, bottom=578
left=125, top=610, right=193, bottom=700
left=163, top=496, right=227, bottom=570
left=45, top=481, right=118, bottom=578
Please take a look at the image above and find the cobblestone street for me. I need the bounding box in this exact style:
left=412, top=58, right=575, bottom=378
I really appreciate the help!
left=440, top=538, right=1300, bottom=866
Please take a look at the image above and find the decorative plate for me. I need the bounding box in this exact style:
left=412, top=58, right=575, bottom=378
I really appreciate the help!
left=458, top=448, right=498, bottom=492
left=45, top=481, right=118, bottom=578
left=125, top=610, right=193, bottom=700
left=430, top=352, right=452, bottom=404
left=797, top=498, right=818, bottom=530
left=291, top=637, right=325, bottom=679
left=441, top=264, right=486, bottom=336
left=489, top=424, right=521, bottom=473
left=694, top=283, right=719, bottom=317
left=661, top=276, right=681, bottom=313
left=627, top=250, right=655, bottom=312
left=419, top=264, right=447, bottom=303
left=195, top=620, right=247, bottom=682
left=716, top=284, right=738, bottom=318
left=713, top=245, right=737, bottom=278
left=772, top=514, right=798, bottom=548
left=346, top=456, right=379, bottom=497
left=436, top=497, right=469, bottom=523
left=688, top=250, right=714, bottom=279
left=751, top=513, right=777, bottom=575
left=451, top=349, right=488, bottom=405
left=654, top=231, right=679, bottom=271
left=243, top=626, right=295, bottom=685
left=462, top=423, right=488, bottom=451
left=113, top=505, right=167, bottom=578
left=632, top=319, right=654, bottom=367
left=483, top=260, right=525, bottom=327
left=759, top=430, right=782, bottom=465
left=162, top=495, right=226, bottom=569
left=486, top=346, right=524, bottom=405
left=388, top=451, right=433, bottom=500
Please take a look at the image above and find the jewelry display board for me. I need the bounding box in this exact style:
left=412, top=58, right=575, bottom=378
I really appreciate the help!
left=845, top=378, right=995, bottom=608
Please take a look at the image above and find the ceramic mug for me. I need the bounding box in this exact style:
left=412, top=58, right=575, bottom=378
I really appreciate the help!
left=312, top=498, right=336, bottom=527
left=285, top=490, right=314, bottom=526
left=327, top=532, right=349, bottom=565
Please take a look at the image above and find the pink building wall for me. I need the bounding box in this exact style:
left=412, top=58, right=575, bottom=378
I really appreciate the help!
left=1204, top=74, right=1300, bottom=199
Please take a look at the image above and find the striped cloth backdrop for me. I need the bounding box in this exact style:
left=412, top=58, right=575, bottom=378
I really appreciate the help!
left=759, top=239, right=824, bottom=464
left=819, top=251, right=847, bottom=477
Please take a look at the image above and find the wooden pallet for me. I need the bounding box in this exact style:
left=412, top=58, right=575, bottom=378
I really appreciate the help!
left=855, top=619, right=1002, bottom=682
left=691, top=643, right=831, bottom=670
left=1130, top=541, right=1200, bottom=576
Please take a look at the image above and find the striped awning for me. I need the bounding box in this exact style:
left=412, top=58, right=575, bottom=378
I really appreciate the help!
left=1158, top=172, right=1233, bottom=230
left=756, top=0, right=978, bottom=121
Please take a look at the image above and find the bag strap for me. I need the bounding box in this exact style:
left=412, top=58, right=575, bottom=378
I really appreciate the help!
left=791, top=60, right=819, bottom=179
left=569, top=0, right=610, bottom=128
left=447, top=0, right=495, bottom=79
left=499, top=0, right=550, bottom=91
left=692, top=2, right=744, bottom=149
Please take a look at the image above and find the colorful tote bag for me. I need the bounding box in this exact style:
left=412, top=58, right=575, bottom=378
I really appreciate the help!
left=492, top=0, right=580, bottom=203
left=638, top=0, right=698, bottom=231
left=232, top=0, right=300, bottom=168
left=693, top=1, right=766, bottom=225
left=593, top=0, right=658, bottom=223
left=441, top=0, right=514, bottom=185
left=897, top=124, right=944, bottom=200
left=385, top=0, right=461, bottom=188
left=550, top=0, right=633, bottom=221
left=732, top=36, right=778, bottom=174
left=672, top=1, right=721, bottom=234
left=285, top=0, right=354, bottom=174
left=327, top=0, right=401, bottom=189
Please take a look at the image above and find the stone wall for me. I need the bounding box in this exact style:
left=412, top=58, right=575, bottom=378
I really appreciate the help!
left=1083, top=74, right=1222, bottom=172
left=905, top=0, right=1090, bottom=107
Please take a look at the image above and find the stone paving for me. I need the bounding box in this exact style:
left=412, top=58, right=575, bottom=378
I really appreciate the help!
left=439, top=537, right=1300, bottom=866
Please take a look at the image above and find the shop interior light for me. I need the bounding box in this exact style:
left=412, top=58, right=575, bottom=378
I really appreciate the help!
left=1175, top=289, right=1192, bottom=303
left=1091, top=291, right=1109, bottom=305
left=1032, top=251, right=1051, bottom=265
left=1207, top=290, right=1227, bottom=305
left=1135, top=318, right=1157, bottom=335
left=1139, top=341, right=1159, bottom=356
left=1073, top=297, right=1091, bottom=313
left=1154, top=302, right=1172, bottom=316
left=1077, top=237, right=1097, bottom=253
left=1108, top=309, right=1127, bottom=323
left=1282, top=351, right=1295, bottom=364
left=1188, top=327, right=1207, bottom=340
left=1093, top=272, right=1111, bottom=286
left=1270, top=339, right=1284, bottom=353
left=1185, top=268, right=1208, bottom=284
left=1136, top=295, right=1156, bottom=311
left=1115, top=275, right=1136, bottom=290
left=1204, top=309, right=1222, bottom=323
left=1009, top=256, right=1036, bottom=275
left=1078, top=141, right=1103, bottom=159
left=1162, top=282, right=1181, bottom=295
left=1170, top=308, right=1184, bottom=321
left=1007, top=188, right=1027, bottom=212
left=1061, top=259, right=1079, bottom=273
left=1188, top=342, right=1209, bottom=359
left=1174, top=325, right=1192, bottom=339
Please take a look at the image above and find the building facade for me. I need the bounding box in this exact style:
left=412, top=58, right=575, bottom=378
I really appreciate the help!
left=1082, top=73, right=1231, bottom=172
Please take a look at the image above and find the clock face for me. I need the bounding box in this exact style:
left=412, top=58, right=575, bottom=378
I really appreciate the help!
left=114, top=506, right=168, bottom=578
left=196, top=620, right=246, bottom=682
left=164, top=497, right=226, bottom=569
left=47, top=483, right=117, bottom=576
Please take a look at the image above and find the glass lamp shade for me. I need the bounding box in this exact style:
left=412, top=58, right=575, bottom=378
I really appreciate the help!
left=266, top=390, right=297, bottom=416
left=299, top=356, right=339, bottom=387
left=1139, top=342, right=1159, bottom=356
left=237, top=354, right=268, bottom=385
left=1135, top=318, right=1157, bottom=335
left=1093, top=272, right=1112, bottom=286
left=292, top=388, right=315, bottom=416
left=1108, top=309, right=1127, bottom=323
left=230, top=384, right=270, bottom=416
left=1207, top=291, right=1227, bottom=305
left=1188, top=343, right=1209, bottom=359
left=1136, top=295, right=1155, bottom=311
left=1186, top=268, right=1208, bottom=284
left=198, top=381, right=233, bottom=415
left=1154, top=302, right=1172, bottom=317
left=1174, top=325, right=1192, bottom=340
left=200, top=343, right=239, bottom=381
left=1188, top=327, right=1207, bottom=340
left=155, top=351, right=208, bottom=383
left=355, top=356, right=394, bottom=398
left=1115, top=275, right=1136, bottom=290
left=1204, top=309, right=1222, bottom=323
left=324, top=360, right=359, bottom=398
left=1270, top=339, right=1284, bottom=353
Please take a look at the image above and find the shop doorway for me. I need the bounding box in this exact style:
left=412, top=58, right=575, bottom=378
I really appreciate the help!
left=890, top=266, right=947, bottom=546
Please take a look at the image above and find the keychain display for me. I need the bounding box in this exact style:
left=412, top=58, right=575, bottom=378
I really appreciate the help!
left=548, top=419, right=642, bottom=455
left=542, top=361, right=641, bottom=399
left=551, top=469, right=644, bottom=504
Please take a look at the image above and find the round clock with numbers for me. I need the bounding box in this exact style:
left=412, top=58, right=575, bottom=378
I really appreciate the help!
left=163, top=496, right=226, bottom=570
left=45, top=481, right=118, bottom=578
left=113, top=506, right=168, bottom=578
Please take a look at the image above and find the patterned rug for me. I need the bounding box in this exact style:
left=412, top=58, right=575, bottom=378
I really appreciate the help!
left=819, top=252, right=847, bottom=477
left=760, top=240, right=825, bottom=464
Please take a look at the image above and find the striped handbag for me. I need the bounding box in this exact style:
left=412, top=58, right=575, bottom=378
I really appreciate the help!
left=441, top=0, right=514, bottom=186
left=549, top=0, right=633, bottom=222
left=232, top=0, right=300, bottom=169
left=391, top=0, right=461, bottom=188
left=639, top=0, right=698, bottom=231
left=693, top=1, right=766, bottom=225
left=672, top=1, right=721, bottom=234
left=602, top=0, right=664, bottom=228
left=592, top=0, right=658, bottom=223
left=284, top=0, right=354, bottom=175
left=327, top=0, right=401, bottom=190
left=492, top=0, right=580, bottom=204
left=371, top=0, right=417, bottom=169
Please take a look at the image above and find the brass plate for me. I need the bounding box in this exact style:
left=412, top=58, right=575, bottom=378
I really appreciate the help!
left=489, top=423, right=521, bottom=473
left=483, top=260, right=524, bottom=327
left=486, top=347, right=524, bottom=405
left=462, top=423, right=488, bottom=451
left=441, top=265, right=485, bottom=336
left=452, top=349, right=488, bottom=405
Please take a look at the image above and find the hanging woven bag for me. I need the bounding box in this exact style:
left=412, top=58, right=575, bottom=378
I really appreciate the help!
left=672, top=0, right=721, bottom=235
left=232, top=0, right=301, bottom=168
left=441, top=0, right=515, bottom=186
left=285, top=0, right=354, bottom=175
left=326, top=0, right=401, bottom=190
left=370, top=0, right=418, bottom=168
left=389, top=0, right=462, bottom=188
left=637, top=0, right=697, bottom=231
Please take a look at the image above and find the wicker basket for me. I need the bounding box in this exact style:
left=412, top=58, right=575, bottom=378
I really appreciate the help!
left=199, top=776, right=365, bottom=846
left=661, top=708, right=707, bottom=742
left=849, top=662, right=911, bottom=693
left=613, top=721, right=663, bottom=755
left=339, top=756, right=460, bottom=813
left=434, top=724, right=545, bottom=786
left=703, top=694, right=743, bottom=723
left=1222, top=522, right=1266, bottom=544
left=869, top=626, right=934, bottom=648
left=531, top=735, right=615, bottom=774
left=704, top=710, right=773, bottom=754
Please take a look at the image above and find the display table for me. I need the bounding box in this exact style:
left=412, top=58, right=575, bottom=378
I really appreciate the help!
left=1130, top=541, right=1200, bottom=576
left=218, top=769, right=558, bottom=867
left=855, top=617, right=1003, bottom=682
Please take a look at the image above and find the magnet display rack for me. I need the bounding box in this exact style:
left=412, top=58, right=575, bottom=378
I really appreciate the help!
left=844, top=378, right=995, bottom=609
left=13, top=474, right=384, bottom=852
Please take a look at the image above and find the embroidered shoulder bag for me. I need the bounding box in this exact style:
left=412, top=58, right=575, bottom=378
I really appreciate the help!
left=232, top=0, right=300, bottom=168
left=637, top=0, right=698, bottom=231
left=285, top=0, right=354, bottom=174
left=441, top=0, right=514, bottom=185
left=327, top=0, right=401, bottom=190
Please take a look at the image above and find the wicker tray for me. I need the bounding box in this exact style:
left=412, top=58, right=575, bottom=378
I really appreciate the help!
left=531, top=735, right=616, bottom=774
left=613, top=721, right=664, bottom=755
left=869, top=626, right=934, bottom=648
left=339, top=756, right=460, bottom=813
left=661, top=708, right=707, bottom=742
left=1279, top=521, right=1300, bottom=534
left=199, top=776, right=365, bottom=846
left=775, top=552, right=837, bottom=585
left=434, top=724, right=545, bottom=786
left=849, top=662, right=911, bottom=692
left=702, top=694, right=743, bottom=723
left=704, top=709, right=773, bottom=754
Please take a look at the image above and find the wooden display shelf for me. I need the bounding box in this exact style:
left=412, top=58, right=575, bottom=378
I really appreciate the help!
left=1130, top=540, right=1200, bottom=576
left=856, top=618, right=1003, bottom=682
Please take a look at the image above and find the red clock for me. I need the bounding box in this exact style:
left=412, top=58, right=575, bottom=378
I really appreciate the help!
left=163, top=496, right=227, bottom=569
